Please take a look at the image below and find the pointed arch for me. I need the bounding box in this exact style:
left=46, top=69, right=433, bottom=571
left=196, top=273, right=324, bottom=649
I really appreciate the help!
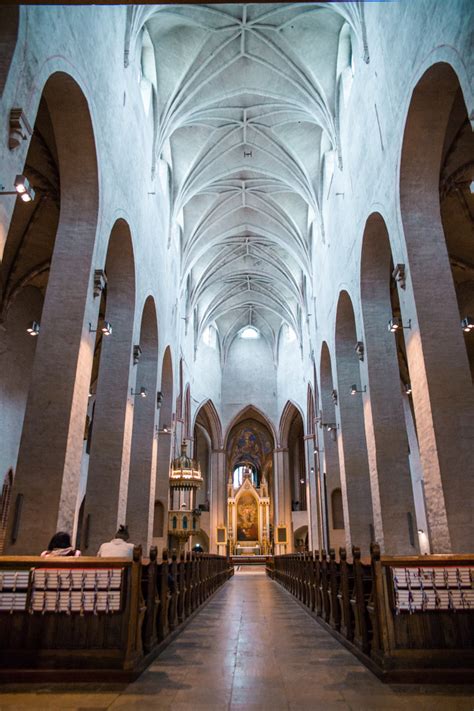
left=193, top=398, right=223, bottom=450
left=279, top=400, right=305, bottom=449
left=224, top=405, right=277, bottom=449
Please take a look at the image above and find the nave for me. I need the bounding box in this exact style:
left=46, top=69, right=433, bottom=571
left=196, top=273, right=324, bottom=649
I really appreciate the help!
left=1, top=568, right=473, bottom=711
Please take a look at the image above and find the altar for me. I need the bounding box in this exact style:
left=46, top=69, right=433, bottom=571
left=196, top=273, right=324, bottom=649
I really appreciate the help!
left=227, top=467, right=270, bottom=555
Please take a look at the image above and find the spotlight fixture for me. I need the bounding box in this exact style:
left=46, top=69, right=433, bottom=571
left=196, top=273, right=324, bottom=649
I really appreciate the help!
left=350, top=384, right=366, bottom=395
left=299, top=478, right=305, bottom=485
left=93, top=269, right=107, bottom=297
left=331, top=389, right=338, bottom=405
left=89, top=321, right=113, bottom=336
left=404, top=383, right=412, bottom=395
left=388, top=317, right=411, bottom=333
left=325, top=423, right=337, bottom=432
left=26, top=321, right=40, bottom=336
left=131, top=386, right=147, bottom=398
left=392, top=263, right=406, bottom=290
left=461, top=316, right=474, bottom=333
left=355, top=341, right=365, bottom=361
left=133, top=344, right=142, bottom=365
left=156, top=391, right=164, bottom=408
left=0, top=174, right=35, bottom=202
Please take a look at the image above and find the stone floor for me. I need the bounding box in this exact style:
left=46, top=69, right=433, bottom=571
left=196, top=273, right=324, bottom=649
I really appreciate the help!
left=1, top=567, right=473, bottom=710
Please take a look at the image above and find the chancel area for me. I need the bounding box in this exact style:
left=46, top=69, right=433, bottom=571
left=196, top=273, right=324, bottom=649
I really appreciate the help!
left=0, top=0, right=473, bottom=706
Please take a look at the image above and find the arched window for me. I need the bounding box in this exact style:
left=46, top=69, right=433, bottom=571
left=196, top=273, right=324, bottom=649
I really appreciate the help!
left=0, top=470, right=14, bottom=554
left=331, top=488, right=344, bottom=530
left=182, top=516, right=188, bottom=530
left=172, top=515, right=177, bottom=530
left=138, top=27, right=157, bottom=116
left=233, top=463, right=259, bottom=488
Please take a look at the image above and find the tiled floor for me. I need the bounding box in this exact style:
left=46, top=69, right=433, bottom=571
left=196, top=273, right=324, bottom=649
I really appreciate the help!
left=1, top=567, right=473, bottom=710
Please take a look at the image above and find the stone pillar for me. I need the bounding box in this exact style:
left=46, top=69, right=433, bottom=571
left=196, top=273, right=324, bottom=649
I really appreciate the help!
left=126, top=379, right=158, bottom=552
left=335, top=380, right=373, bottom=556
left=209, top=448, right=226, bottom=553
left=82, top=316, right=135, bottom=554
left=304, top=434, right=319, bottom=551
left=360, top=341, right=417, bottom=555
left=273, top=447, right=292, bottom=553
left=5, top=246, right=98, bottom=555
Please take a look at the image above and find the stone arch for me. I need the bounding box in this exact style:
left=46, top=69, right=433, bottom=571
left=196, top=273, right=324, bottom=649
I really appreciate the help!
left=334, top=289, right=373, bottom=554
left=399, top=61, right=474, bottom=552
left=319, top=341, right=344, bottom=552
left=4, top=71, right=99, bottom=554
left=360, top=212, right=417, bottom=554
left=0, top=6, right=19, bottom=96
left=183, top=383, right=191, bottom=440
left=225, top=405, right=277, bottom=448
left=126, top=295, right=159, bottom=551
left=306, top=384, right=316, bottom=437
left=192, top=399, right=223, bottom=451
left=82, top=218, right=136, bottom=553
left=279, top=401, right=306, bottom=515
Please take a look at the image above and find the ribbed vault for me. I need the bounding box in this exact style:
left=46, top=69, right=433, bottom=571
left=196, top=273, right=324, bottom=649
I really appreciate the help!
left=129, top=3, right=367, bottom=356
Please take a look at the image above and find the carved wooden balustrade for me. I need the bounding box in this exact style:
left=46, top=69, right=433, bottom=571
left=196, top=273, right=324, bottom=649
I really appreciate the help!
left=268, top=545, right=474, bottom=683
left=0, top=548, right=233, bottom=681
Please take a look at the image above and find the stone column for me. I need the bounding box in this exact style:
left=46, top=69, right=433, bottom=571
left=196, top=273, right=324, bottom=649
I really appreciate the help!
left=360, top=342, right=417, bottom=555
left=304, top=434, right=320, bottom=552
left=5, top=246, right=98, bottom=555
left=126, top=377, right=158, bottom=552
left=335, top=381, right=373, bottom=556
left=209, top=448, right=226, bottom=553
left=273, top=447, right=292, bottom=553
left=82, top=316, right=135, bottom=554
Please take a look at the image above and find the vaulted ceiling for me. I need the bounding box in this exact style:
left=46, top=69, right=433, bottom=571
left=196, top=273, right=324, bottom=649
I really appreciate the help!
left=127, top=3, right=367, bottom=357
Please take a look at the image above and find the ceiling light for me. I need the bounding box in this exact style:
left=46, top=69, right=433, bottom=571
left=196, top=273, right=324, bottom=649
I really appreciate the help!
left=1, top=175, right=35, bottom=202
left=26, top=321, right=40, bottom=336
left=241, top=325, right=259, bottom=339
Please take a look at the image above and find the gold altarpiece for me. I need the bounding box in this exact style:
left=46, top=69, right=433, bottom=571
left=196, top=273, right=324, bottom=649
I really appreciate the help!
left=227, top=469, right=270, bottom=555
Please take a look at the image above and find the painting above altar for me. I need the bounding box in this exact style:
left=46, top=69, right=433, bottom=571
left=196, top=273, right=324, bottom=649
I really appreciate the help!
left=237, top=492, right=259, bottom=541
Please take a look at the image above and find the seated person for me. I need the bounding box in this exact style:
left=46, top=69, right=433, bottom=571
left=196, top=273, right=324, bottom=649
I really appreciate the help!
left=97, top=524, right=134, bottom=558
left=41, top=531, right=81, bottom=557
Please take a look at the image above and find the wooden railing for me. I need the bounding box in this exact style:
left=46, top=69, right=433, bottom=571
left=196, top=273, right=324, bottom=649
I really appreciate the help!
left=267, top=545, right=474, bottom=682
left=0, top=547, right=233, bottom=681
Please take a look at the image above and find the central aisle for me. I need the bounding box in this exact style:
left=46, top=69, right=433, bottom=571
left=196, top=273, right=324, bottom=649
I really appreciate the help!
left=107, top=567, right=472, bottom=710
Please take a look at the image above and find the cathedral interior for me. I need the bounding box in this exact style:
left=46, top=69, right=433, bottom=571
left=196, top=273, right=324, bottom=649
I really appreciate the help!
left=0, top=1, right=473, bottom=708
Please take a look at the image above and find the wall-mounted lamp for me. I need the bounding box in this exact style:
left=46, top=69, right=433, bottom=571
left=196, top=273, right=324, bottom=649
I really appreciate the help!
left=388, top=317, right=411, bottom=333
left=26, top=321, right=40, bottom=336
left=0, top=174, right=35, bottom=202
left=131, top=386, right=147, bottom=398
left=299, top=478, right=305, bottom=485
left=324, top=423, right=337, bottom=432
left=156, top=425, right=169, bottom=434
left=331, top=389, right=338, bottom=405
left=392, top=263, right=406, bottom=290
left=461, top=316, right=474, bottom=333
left=93, top=269, right=107, bottom=297
left=355, top=341, right=364, bottom=361
left=404, top=383, right=412, bottom=395
left=89, top=321, right=113, bottom=336
left=350, top=384, right=366, bottom=395
left=417, top=529, right=424, bottom=535
left=156, top=391, right=163, bottom=408
left=133, top=344, right=142, bottom=365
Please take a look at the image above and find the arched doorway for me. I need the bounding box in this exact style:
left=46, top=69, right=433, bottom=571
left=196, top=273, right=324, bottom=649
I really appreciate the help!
left=193, top=399, right=222, bottom=552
